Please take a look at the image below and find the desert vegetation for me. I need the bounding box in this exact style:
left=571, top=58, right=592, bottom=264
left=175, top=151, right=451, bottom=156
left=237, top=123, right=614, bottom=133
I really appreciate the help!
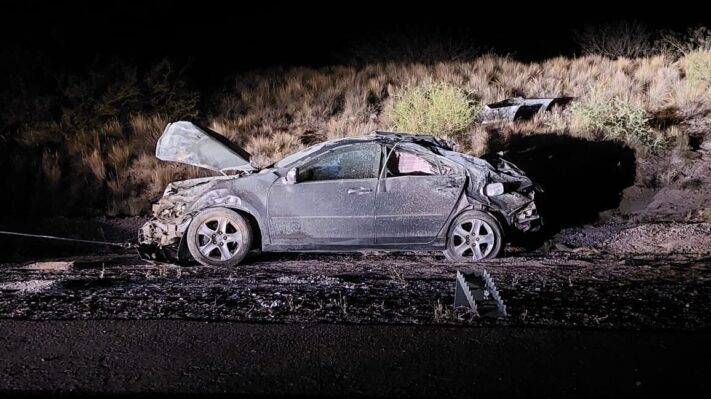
left=0, top=23, right=709, bottom=217
left=386, top=82, right=480, bottom=139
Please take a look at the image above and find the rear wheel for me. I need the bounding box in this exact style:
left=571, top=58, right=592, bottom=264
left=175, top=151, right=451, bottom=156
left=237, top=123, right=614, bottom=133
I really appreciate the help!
left=444, top=210, right=503, bottom=262
left=186, top=207, right=252, bottom=267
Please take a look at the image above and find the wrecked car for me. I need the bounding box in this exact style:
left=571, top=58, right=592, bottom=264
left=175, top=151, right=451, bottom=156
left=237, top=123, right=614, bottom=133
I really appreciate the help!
left=138, top=121, right=541, bottom=266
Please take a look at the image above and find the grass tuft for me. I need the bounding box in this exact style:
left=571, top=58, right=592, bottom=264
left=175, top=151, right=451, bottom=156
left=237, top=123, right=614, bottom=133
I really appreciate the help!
left=682, top=50, right=711, bottom=85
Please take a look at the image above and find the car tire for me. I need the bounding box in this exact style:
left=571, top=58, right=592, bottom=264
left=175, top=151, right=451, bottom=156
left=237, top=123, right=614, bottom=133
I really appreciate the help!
left=186, top=207, right=252, bottom=267
left=444, top=210, right=504, bottom=262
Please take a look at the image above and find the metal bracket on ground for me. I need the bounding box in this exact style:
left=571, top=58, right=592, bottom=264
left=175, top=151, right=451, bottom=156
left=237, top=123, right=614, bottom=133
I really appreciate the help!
left=454, top=270, right=507, bottom=318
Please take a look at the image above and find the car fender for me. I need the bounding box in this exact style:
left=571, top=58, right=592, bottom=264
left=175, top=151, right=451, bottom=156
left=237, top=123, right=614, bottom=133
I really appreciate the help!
left=187, top=189, right=268, bottom=249
left=439, top=194, right=508, bottom=236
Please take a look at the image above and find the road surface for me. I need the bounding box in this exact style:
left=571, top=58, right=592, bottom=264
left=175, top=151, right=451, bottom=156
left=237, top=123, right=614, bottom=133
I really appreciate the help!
left=2, top=320, right=710, bottom=397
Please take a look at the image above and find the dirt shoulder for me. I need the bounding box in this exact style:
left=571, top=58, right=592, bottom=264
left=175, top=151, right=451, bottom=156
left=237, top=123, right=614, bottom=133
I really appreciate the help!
left=0, top=245, right=709, bottom=330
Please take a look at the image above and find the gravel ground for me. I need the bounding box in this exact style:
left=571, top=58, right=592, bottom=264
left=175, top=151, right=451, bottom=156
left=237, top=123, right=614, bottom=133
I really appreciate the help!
left=0, top=239, right=709, bottom=330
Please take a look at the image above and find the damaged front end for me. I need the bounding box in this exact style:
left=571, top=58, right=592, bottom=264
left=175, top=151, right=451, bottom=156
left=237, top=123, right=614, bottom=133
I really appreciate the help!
left=138, top=177, right=219, bottom=262
left=138, top=175, right=251, bottom=262
left=138, top=121, right=257, bottom=262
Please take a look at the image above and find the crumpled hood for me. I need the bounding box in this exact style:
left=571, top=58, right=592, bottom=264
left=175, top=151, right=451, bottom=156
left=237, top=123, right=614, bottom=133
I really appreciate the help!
left=156, top=121, right=257, bottom=172
left=151, top=175, right=237, bottom=223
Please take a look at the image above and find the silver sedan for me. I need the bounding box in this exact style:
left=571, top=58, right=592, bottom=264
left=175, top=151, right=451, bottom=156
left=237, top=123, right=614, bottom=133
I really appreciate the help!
left=138, top=122, right=541, bottom=266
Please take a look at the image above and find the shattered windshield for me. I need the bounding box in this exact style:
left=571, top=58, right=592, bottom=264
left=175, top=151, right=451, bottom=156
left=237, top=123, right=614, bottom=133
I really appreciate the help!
left=273, top=142, right=327, bottom=168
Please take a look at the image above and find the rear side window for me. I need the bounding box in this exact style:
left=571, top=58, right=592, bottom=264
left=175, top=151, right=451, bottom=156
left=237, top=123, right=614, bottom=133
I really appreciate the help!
left=298, top=143, right=381, bottom=181
left=385, top=148, right=440, bottom=176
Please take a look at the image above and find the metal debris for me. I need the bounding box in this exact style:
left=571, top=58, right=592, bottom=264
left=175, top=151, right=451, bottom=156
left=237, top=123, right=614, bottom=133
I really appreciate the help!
left=479, top=97, right=574, bottom=123
left=454, top=270, right=507, bottom=317
left=23, top=262, right=73, bottom=271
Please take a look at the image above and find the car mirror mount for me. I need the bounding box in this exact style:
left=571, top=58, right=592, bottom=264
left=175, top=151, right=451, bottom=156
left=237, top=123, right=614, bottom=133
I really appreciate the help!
left=284, top=167, right=299, bottom=184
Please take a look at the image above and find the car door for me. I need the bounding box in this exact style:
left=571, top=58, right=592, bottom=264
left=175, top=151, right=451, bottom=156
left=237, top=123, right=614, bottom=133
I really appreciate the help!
left=375, top=144, right=465, bottom=244
left=267, top=142, right=381, bottom=247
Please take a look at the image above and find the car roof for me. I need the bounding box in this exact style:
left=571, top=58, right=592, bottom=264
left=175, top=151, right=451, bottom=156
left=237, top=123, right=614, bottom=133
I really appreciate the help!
left=272, top=131, right=456, bottom=169
left=323, top=131, right=455, bottom=151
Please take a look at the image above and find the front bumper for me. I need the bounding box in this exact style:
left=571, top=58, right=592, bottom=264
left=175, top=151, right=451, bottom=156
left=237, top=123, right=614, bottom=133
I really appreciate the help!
left=513, top=201, right=542, bottom=232
left=138, top=217, right=192, bottom=247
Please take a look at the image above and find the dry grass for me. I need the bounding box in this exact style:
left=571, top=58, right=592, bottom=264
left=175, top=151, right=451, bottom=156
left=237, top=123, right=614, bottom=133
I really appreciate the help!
left=570, top=96, right=664, bottom=152
left=6, top=46, right=711, bottom=216
left=682, top=50, right=711, bottom=85
left=246, top=132, right=303, bottom=168
left=83, top=148, right=106, bottom=181
left=40, top=150, right=62, bottom=188
left=129, top=113, right=168, bottom=153
left=207, top=53, right=709, bottom=160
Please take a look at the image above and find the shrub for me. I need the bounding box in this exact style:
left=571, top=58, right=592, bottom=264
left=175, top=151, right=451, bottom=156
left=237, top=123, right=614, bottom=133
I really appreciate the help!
left=571, top=96, right=664, bottom=151
left=655, top=26, right=711, bottom=57
left=682, top=50, right=711, bottom=85
left=575, top=21, right=653, bottom=58
left=387, top=82, right=479, bottom=137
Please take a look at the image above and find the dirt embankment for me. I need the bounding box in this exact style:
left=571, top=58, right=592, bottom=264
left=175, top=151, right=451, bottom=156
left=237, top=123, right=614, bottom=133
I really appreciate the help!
left=619, top=131, right=711, bottom=223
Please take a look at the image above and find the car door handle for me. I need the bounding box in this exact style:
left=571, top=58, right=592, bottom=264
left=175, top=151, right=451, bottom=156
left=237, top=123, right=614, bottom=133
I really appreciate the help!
left=347, top=187, right=372, bottom=195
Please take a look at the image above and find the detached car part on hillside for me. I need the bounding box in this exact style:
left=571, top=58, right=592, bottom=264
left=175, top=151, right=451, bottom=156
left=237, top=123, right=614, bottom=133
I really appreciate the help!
left=138, top=121, right=541, bottom=266
left=479, top=97, right=574, bottom=123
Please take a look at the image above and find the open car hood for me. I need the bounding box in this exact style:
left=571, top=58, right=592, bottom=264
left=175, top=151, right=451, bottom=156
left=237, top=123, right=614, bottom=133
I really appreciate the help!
left=156, top=121, right=257, bottom=172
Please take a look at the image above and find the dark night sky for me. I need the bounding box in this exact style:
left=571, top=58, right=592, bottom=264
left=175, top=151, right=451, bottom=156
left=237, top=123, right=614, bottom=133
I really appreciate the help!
left=2, top=1, right=709, bottom=77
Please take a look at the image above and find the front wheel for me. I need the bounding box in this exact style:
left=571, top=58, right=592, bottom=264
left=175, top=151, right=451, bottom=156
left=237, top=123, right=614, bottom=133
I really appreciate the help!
left=444, top=210, right=503, bottom=262
left=186, top=207, right=252, bottom=267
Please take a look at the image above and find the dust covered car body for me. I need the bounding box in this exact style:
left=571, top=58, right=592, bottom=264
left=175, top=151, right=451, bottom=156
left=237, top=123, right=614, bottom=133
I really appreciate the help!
left=139, top=121, right=540, bottom=265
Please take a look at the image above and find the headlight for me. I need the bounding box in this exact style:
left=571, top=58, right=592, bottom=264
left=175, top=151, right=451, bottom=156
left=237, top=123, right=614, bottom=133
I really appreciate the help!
left=484, top=182, right=505, bottom=196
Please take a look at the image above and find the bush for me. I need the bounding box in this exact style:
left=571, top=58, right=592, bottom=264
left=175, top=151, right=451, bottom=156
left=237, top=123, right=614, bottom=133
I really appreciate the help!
left=683, top=50, right=711, bottom=85
left=655, top=26, right=711, bottom=57
left=387, top=82, right=479, bottom=137
left=575, top=21, right=653, bottom=58
left=571, top=96, right=664, bottom=151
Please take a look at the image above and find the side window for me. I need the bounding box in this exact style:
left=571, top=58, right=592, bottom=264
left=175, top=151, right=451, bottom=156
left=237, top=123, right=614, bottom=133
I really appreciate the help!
left=298, top=143, right=380, bottom=182
left=437, top=156, right=457, bottom=175
left=385, top=149, right=440, bottom=177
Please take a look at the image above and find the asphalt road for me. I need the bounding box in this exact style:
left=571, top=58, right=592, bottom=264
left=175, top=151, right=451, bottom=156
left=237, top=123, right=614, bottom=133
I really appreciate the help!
left=1, top=320, right=710, bottom=397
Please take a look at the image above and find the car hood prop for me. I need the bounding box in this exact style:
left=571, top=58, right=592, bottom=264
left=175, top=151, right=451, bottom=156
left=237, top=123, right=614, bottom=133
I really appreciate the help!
left=156, top=121, right=257, bottom=173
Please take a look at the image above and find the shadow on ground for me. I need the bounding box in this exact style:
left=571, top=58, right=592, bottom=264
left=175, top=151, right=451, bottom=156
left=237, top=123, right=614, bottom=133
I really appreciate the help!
left=497, top=133, right=636, bottom=232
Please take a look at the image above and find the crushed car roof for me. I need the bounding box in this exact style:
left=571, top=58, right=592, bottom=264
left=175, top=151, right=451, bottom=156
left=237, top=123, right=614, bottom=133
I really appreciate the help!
left=370, top=131, right=456, bottom=151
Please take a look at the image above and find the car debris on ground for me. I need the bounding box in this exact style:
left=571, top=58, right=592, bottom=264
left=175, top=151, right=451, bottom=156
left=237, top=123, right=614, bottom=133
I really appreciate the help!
left=479, top=97, right=574, bottom=123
